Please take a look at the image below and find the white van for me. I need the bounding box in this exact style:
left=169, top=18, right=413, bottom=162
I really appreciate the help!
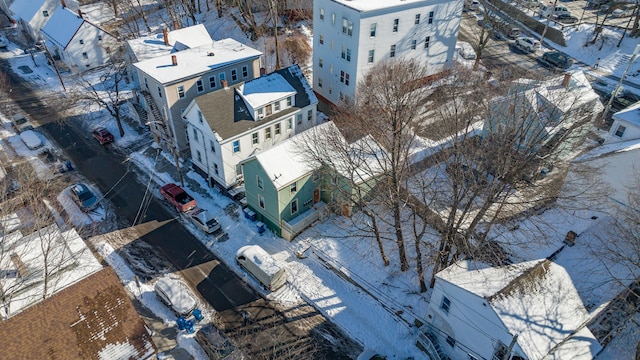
left=236, top=245, right=287, bottom=291
left=538, top=4, right=570, bottom=17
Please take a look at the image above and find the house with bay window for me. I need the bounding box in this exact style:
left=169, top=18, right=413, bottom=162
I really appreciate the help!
left=312, top=0, right=463, bottom=105
left=132, top=38, right=262, bottom=158
left=182, top=64, right=319, bottom=190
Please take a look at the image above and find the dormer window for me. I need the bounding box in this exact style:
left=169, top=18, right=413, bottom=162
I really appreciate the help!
left=287, top=96, right=292, bottom=107
left=257, top=108, right=264, bottom=119
left=274, top=101, right=280, bottom=111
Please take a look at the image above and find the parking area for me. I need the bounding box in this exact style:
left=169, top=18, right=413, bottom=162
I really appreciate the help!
left=522, top=0, right=636, bottom=28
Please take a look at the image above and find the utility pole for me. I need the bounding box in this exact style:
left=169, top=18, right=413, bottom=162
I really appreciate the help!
left=502, top=334, right=519, bottom=360
left=539, top=0, right=559, bottom=47
left=270, top=0, right=280, bottom=71
left=601, top=44, right=640, bottom=125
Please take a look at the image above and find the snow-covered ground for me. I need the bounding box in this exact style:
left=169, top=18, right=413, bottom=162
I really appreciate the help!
left=0, top=3, right=638, bottom=359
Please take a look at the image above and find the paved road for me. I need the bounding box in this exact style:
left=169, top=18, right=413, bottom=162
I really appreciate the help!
left=0, top=59, right=360, bottom=359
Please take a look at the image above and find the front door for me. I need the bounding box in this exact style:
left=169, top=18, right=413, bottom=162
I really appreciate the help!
left=313, top=188, right=320, bottom=203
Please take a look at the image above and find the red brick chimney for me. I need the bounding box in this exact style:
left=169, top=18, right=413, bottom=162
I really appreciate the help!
left=61, top=0, right=66, bottom=8
left=171, top=55, right=177, bottom=66
left=163, top=28, right=169, bottom=46
left=562, top=72, right=572, bottom=88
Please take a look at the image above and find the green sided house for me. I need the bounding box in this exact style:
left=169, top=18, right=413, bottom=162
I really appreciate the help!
left=241, top=122, right=386, bottom=240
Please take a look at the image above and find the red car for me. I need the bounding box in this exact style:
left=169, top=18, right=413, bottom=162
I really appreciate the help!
left=92, top=127, right=114, bottom=145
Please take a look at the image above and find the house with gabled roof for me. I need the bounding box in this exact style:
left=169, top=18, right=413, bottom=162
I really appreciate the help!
left=182, top=64, right=318, bottom=191
left=132, top=38, right=263, bottom=159
left=124, top=23, right=214, bottom=87
left=603, top=100, right=640, bottom=144
left=8, top=0, right=59, bottom=41
left=0, top=267, right=157, bottom=359
left=40, top=6, right=117, bottom=73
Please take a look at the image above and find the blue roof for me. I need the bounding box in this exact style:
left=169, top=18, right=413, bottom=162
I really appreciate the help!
left=41, top=7, right=86, bottom=50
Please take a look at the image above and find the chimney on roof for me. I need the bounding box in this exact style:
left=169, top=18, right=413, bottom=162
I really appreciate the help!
left=173, top=20, right=180, bottom=30
left=562, top=72, right=572, bottom=88
left=77, top=9, right=83, bottom=18
left=163, top=28, right=169, bottom=46
left=61, top=0, right=66, bottom=8
left=563, top=230, right=577, bottom=247
left=260, top=67, right=266, bottom=76
left=171, top=55, right=177, bottom=66
left=221, top=79, right=228, bottom=89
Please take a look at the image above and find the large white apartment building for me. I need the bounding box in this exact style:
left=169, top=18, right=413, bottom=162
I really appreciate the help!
left=313, top=0, right=463, bottom=105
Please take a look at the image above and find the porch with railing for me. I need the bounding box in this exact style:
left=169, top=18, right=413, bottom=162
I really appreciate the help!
left=281, top=202, right=327, bottom=241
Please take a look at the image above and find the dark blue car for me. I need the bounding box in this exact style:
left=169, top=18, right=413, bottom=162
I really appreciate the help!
left=71, top=183, right=98, bottom=212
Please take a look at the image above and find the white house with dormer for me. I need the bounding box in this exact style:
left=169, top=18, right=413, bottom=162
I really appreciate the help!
left=603, top=101, right=640, bottom=144
left=182, top=64, right=319, bottom=190
left=9, top=0, right=60, bottom=41
left=312, top=0, right=463, bottom=105
left=40, top=6, right=116, bottom=73
left=132, top=38, right=263, bottom=158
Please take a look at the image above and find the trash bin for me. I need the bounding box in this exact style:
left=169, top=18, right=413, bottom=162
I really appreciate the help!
left=176, top=316, right=186, bottom=330
left=193, top=309, right=203, bottom=322
left=256, top=222, right=265, bottom=234
left=243, top=208, right=256, bottom=221
left=185, top=320, right=195, bottom=334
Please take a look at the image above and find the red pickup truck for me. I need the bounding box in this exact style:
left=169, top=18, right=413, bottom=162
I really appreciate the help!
left=160, top=183, right=197, bottom=212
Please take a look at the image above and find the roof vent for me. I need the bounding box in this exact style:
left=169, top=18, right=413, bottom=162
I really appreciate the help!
left=563, top=230, right=577, bottom=247
left=208, top=52, right=215, bottom=56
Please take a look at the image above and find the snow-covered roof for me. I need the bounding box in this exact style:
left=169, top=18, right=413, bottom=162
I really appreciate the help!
left=133, top=38, right=262, bottom=84
left=239, top=72, right=296, bottom=110
left=40, top=7, right=87, bottom=50
left=438, top=259, right=601, bottom=360
left=611, top=100, right=640, bottom=127
left=332, top=0, right=431, bottom=12
left=236, top=245, right=283, bottom=277
left=9, top=0, right=47, bottom=21
left=126, top=24, right=214, bottom=62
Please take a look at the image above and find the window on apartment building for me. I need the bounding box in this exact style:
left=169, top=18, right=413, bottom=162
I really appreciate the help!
left=196, top=79, right=204, bottom=93
left=231, top=69, right=238, bottom=81
left=219, top=72, right=226, bottom=84
left=615, top=125, right=626, bottom=137
left=79, top=39, right=84, bottom=44
left=340, top=71, right=345, bottom=83
left=291, top=199, right=298, bottom=214
left=368, top=50, right=375, bottom=63
left=390, top=45, right=396, bottom=58
left=257, top=108, right=264, bottom=118
left=210, top=140, right=216, bottom=153
left=252, top=132, right=259, bottom=145
left=157, top=86, right=162, bottom=98
left=370, top=23, right=377, bottom=37
left=144, top=77, right=149, bottom=90
left=287, top=118, right=293, bottom=129
left=345, top=73, right=350, bottom=86
left=242, top=65, right=248, bottom=78
left=98, top=35, right=103, bottom=41
left=274, top=101, right=280, bottom=111
left=258, top=194, right=265, bottom=209
left=265, top=104, right=272, bottom=116
left=318, top=78, right=323, bottom=88
left=257, top=175, right=264, bottom=189
left=331, top=13, right=335, bottom=25
left=319, top=34, right=324, bottom=45
left=214, top=163, right=219, bottom=175
left=446, top=336, right=456, bottom=348
left=196, top=150, right=202, bottom=162
left=329, top=85, right=333, bottom=94
left=198, top=110, right=204, bottom=124
left=428, top=11, right=434, bottom=24
left=339, top=91, right=344, bottom=101
left=177, top=85, right=185, bottom=98
left=287, top=96, right=292, bottom=107
left=341, top=46, right=346, bottom=60
left=425, top=36, right=431, bottom=49
left=209, top=76, right=216, bottom=89
left=415, top=14, right=421, bottom=25
left=82, top=52, right=88, bottom=59
left=346, top=48, right=351, bottom=61
left=290, top=181, right=297, bottom=194
left=43, top=10, right=49, bottom=17
left=233, top=140, right=240, bottom=153
left=320, top=8, right=325, bottom=20
left=265, top=127, right=271, bottom=139
left=393, top=18, right=399, bottom=32
left=193, top=128, right=199, bottom=142
left=411, top=40, right=417, bottom=50
left=295, top=113, right=302, bottom=125
left=275, top=123, right=281, bottom=135
left=307, top=110, right=312, bottom=121
left=441, top=296, right=451, bottom=314
left=342, top=18, right=353, bottom=36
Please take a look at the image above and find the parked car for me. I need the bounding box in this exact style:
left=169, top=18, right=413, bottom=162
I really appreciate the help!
left=19, top=130, right=44, bottom=151
left=70, top=183, right=99, bottom=212
left=514, top=36, right=541, bottom=52
left=154, top=277, right=197, bottom=316
left=612, top=4, right=637, bottom=17
left=538, top=4, right=571, bottom=17
left=186, top=207, right=221, bottom=234
left=236, top=245, right=288, bottom=291
left=92, top=127, right=114, bottom=145
left=457, top=41, right=476, bottom=60
left=554, top=13, right=579, bottom=23
left=540, top=51, right=574, bottom=69
left=11, top=113, right=34, bottom=133
left=604, top=90, right=640, bottom=111
left=160, top=183, right=197, bottom=212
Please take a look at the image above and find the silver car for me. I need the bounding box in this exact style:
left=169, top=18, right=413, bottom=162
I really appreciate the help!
left=154, top=277, right=197, bottom=316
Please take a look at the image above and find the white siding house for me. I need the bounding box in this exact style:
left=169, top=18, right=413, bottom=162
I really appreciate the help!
left=183, top=65, right=319, bottom=189
left=603, top=101, right=640, bottom=143
left=312, top=0, right=463, bottom=105
left=40, top=6, right=116, bottom=73
left=8, top=0, right=60, bottom=41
